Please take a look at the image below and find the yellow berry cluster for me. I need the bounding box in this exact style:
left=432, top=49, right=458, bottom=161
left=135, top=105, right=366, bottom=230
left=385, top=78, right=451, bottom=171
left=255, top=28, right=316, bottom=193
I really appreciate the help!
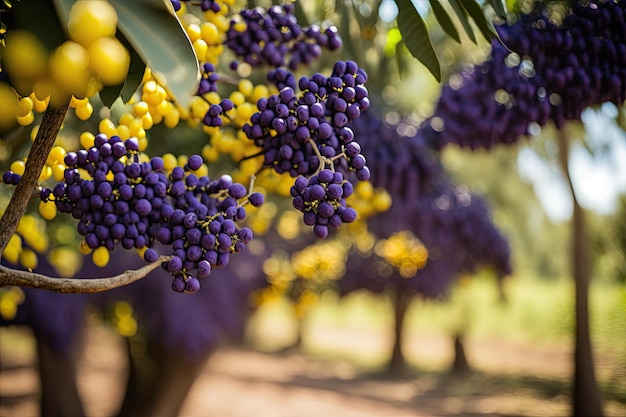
left=374, top=230, right=428, bottom=279
left=2, top=214, right=49, bottom=270
left=347, top=181, right=392, bottom=219
left=2, top=1, right=130, bottom=109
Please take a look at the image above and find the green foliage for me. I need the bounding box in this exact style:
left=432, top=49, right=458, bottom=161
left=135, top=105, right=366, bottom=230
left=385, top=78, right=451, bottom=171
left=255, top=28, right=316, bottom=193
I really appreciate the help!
left=393, top=0, right=502, bottom=82
left=109, top=0, right=199, bottom=109
left=395, top=0, right=441, bottom=82
left=429, top=0, right=461, bottom=43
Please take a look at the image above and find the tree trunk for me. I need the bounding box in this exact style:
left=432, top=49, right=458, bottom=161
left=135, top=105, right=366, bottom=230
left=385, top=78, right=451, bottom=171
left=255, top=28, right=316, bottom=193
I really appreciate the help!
left=387, top=286, right=411, bottom=375
left=557, top=126, right=604, bottom=417
left=450, top=332, right=471, bottom=375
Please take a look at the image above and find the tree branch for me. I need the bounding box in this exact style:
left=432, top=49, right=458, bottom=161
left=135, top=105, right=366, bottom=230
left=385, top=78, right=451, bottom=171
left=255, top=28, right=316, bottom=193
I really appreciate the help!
left=0, top=100, right=71, bottom=255
left=0, top=256, right=172, bottom=293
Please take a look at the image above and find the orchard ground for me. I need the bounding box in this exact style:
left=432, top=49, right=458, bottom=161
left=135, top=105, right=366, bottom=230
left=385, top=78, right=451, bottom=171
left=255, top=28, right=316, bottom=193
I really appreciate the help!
left=1, top=276, right=625, bottom=417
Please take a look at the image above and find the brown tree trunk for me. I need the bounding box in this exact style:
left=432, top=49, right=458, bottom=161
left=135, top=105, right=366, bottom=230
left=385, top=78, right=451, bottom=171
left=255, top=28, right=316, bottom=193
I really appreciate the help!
left=557, top=126, right=604, bottom=417
left=387, top=286, right=411, bottom=374
left=450, top=332, right=471, bottom=375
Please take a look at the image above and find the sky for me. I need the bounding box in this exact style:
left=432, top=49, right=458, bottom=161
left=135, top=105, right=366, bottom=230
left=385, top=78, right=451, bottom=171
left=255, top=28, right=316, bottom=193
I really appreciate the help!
left=517, top=106, right=626, bottom=222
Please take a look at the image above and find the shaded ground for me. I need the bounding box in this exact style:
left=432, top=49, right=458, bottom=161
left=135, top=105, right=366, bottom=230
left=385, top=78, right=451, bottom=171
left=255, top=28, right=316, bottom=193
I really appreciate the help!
left=1, top=319, right=625, bottom=417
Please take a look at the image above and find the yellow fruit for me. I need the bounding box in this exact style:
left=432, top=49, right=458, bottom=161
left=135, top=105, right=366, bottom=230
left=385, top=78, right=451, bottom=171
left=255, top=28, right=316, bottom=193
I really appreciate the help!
left=17, top=111, right=35, bottom=126
left=92, top=246, right=110, bottom=267
left=16, top=97, right=34, bottom=117
left=79, top=131, right=95, bottom=149
left=1, top=31, right=48, bottom=91
left=0, top=83, right=18, bottom=131
left=88, top=37, right=130, bottom=86
left=186, top=23, right=201, bottom=42
left=20, top=249, right=38, bottom=270
left=201, top=22, right=220, bottom=44
left=48, top=41, right=92, bottom=98
left=192, top=39, right=208, bottom=61
left=67, top=0, right=118, bottom=47
left=47, top=146, right=67, bottom=165
left=10, top=160, right=25, bottom=176
left=39, top=200, right=58, bottom=220
left=99, top=118, right=118, bottom=137
left=75, top=102, right=94, bottom=120
left=51, top=164, right=66, bottom=181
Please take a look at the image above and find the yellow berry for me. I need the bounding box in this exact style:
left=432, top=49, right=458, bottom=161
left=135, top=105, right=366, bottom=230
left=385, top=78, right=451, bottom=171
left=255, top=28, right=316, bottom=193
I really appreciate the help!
left=192, top=39, right=208, bottom=62
left=80, top=240, right=92, bottom=255
left=0, top=84, right=18, bottom=131
left=164, top=108, right=180, bottom=129
left=162, top=153, right=178, bottom=171
left=88, top=37, right=130, bottom=86
left=20, top=248, right=38, bottom=270
left=39, top=165, right=52, bottom=181
left=30, top=93, right=49, bottom=113
left=48, top=41, right=92, bottom=98
left=16, top=97, right=34, bottom=117
left=51, top=164, right=66, bottom=181
left=17, top=111, right=35, bottom=126
left=99, top=118, right=118, bottom=137
left=10, top=160, right=26, bottom=176
left=116, top=124, right=130, bottom=140
left=75, top=102, right=94, bottom=120
left=201, top=144, right=219, bottom=163
left=70, top=96, right=89, bottom=108
left=133, top=101, right=150, bottom=117
left=200, top=22, right=220, bottom=44
left=238, top=79, right=254, bottom=97
left=67, top=0, right=118, bottom=47
left=230, top=91, right=246, bottom=106
left=118, top=112, right=135, bottom=126
left=92, top=246, right=110, bottom=267
left=142, top=113, right=154, bottom=129
left=1, top=31, right=48, bottom=93
left=137, top=137, right=148, bottom=152
left=79, top=131, right=95, bottom=149
left=39, top=200, right=57, bottom=220
left=47, top=146, right=67, bottom=165
left=186, top=23, right=202, bottom=42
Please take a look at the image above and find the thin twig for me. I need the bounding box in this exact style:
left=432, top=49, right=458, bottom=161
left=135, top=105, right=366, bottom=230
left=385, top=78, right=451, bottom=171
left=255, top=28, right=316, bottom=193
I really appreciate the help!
left=0, top=256, right=172, bottom=293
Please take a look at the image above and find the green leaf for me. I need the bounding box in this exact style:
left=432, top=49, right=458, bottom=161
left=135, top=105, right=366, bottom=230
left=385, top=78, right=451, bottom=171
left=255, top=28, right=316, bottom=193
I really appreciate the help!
left=489, top=0, right=508, bottom=19
left=394, top=0, right=441, bottom=82
left=448, top=0, right=476, bottom=44
left=428, top=0, right=460, bottom=43
left=117, top=29, right=147, bottom=104
left=459, top=0, right=498, bottom=42
left=99, top=83, right=123, bottom=108
left=109, top=0, right=199, bottom=109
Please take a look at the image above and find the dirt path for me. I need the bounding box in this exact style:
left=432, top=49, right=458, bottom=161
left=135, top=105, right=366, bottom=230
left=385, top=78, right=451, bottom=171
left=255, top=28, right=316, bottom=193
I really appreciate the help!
left=2, top=322, right=625, bottom=417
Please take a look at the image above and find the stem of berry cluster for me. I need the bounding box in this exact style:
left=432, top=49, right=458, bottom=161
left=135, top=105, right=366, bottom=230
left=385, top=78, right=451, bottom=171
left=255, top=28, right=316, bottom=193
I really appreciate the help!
left=0, top=99, right=71, bottom=257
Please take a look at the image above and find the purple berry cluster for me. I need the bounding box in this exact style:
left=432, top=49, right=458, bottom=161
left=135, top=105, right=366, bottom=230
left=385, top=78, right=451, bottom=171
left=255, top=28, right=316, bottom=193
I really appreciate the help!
left=4, top=134, right=264, bottom=293
left=197, top=63, right=220, bottom=95
left=290, top=169, right=357, bottom=238
left=244, top=60, right=370, bottom=178
left=243, top=61, right=370, bottom=237
left=172, top=0, right=220, bottom=13
left=225, top=4, right=342, bottom=70
left=423, top=0, right=626, bottom=150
